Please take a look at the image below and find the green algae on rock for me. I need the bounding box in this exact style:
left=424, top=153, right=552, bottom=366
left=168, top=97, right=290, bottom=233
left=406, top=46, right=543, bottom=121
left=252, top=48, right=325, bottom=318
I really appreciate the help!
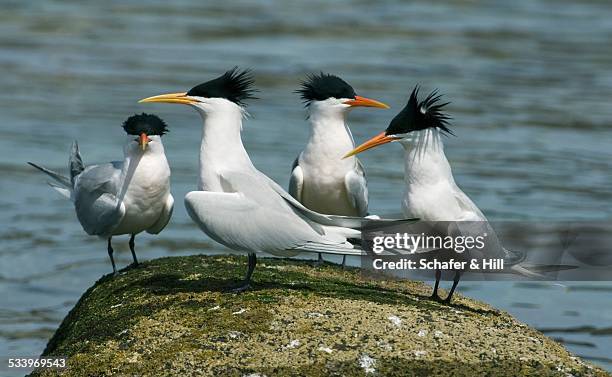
left=31, top=255, right=608, bottom=376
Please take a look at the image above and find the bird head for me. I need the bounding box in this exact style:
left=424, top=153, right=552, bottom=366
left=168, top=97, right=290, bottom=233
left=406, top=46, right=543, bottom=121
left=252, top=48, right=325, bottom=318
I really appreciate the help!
left=139, top=67, right=257, bottom=115
left=343, top=86, right=451, bottom=158
left=122, top=113, right=168, bottom=152
left=296, top=73, right=389, bottom=115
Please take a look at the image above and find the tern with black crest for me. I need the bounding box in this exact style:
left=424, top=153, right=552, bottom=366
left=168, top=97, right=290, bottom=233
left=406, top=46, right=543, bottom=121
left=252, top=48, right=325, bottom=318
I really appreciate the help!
left=344, top=87, right=544, bottom=303
left=29, top=114, right=174, bottom=275
left=290, top=73, right=389, bottom=265
left=140, top=68, right=415, bottom=291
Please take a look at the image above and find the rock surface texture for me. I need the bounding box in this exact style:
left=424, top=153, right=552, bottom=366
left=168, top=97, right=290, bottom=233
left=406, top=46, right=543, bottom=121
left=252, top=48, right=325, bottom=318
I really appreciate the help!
left=32, top=255, right=608, bottom=376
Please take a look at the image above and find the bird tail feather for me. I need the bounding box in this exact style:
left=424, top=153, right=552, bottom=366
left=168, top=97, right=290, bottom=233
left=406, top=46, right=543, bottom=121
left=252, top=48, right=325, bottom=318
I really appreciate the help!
left=48, top=182, right=71, bottom=199
left=28, top=162, right=73, bottom=199
left=510, top=264, right=545, bottom=279
left=69, top=141, right=84, bottom=185
left=510, top=263, right=577, bottom=279
left=296, top=242, right=364, bottom=256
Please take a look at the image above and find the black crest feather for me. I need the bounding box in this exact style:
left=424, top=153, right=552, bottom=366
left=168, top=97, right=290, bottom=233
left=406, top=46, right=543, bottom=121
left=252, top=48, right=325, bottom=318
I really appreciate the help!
left=187, top=67, right=256, bottom=106
left=386, top=86, right=452, bottom=136
left=122, top=113, right=168, bottom=136
left=296, top=73, right=356, bottom=105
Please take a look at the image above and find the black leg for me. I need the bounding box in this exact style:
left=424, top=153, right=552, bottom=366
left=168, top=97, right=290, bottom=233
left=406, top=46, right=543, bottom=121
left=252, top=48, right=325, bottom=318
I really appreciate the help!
left=313, top=252, right=324, bottom=267
left=129, top=234, right=139, bottom=266
left=443, top=271, right=462, bottom=304
left=430, top=269, right=442, bottom=301
left=107, top=237, right=117, bottom=276
left=245, top=252, right=256, bottom=283
left=341, top=255, right=346, bottom=269
left=233, top=253, right=257, bottom=292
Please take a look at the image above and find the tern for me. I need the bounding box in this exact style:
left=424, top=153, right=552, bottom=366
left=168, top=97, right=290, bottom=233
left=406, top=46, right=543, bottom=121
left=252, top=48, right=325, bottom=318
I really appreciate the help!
left=29, top=114, right=174, bottom=275
left=290, top=73, right=389, bottom=265
left=140, top=68, right=414, bottom=291
left=344, top=87, right=542, bottom=303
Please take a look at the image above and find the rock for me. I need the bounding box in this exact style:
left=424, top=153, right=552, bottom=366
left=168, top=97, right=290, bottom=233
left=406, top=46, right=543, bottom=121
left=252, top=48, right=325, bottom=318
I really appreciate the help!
left=31, top=255, right=608, bottom=376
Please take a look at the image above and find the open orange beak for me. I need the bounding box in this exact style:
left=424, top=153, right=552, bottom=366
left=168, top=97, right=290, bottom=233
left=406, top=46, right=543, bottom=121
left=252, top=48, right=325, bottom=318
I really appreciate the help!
left=344, top=95, right=390, bottom=109
left=342, top=131, right=400, bottom=159
left=138, top=92, right=199, bottom=105
left=139, top=132, right=150, bottom=151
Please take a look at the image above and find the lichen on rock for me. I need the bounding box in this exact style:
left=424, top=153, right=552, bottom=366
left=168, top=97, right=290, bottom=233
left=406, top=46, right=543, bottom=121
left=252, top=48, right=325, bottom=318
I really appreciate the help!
left=31, top=255, right=608, bottom=376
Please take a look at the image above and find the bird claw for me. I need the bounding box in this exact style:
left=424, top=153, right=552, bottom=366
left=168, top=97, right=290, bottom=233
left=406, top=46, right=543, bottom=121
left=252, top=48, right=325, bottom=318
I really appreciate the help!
left=430, top=293, right=443, bottom=302
left=231, top=282, right=251, bottom=293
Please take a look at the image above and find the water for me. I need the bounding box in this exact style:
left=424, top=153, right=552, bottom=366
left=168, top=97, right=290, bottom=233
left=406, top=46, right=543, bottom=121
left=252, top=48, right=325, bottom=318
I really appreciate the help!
left=1, top=0, right=612, bottom=372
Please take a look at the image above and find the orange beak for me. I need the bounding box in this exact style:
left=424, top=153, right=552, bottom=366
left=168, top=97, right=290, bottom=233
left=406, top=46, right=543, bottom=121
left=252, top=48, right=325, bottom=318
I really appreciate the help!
left=342, top=131, right=400, bottom=159
left=344, top=95, right=390, bottom=109
left=138, top=92, right=199, bottom=105
left=139, top=132, right=150, bottom=151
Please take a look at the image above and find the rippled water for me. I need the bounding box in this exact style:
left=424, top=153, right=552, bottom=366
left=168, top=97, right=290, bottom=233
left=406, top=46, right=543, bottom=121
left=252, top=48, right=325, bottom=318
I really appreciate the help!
left=1, top=0, right=611, bottom=373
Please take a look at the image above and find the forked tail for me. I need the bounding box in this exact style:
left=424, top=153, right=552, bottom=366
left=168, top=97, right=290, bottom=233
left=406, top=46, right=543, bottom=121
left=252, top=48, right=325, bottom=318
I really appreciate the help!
left=28, top=141, right=83, bottom=200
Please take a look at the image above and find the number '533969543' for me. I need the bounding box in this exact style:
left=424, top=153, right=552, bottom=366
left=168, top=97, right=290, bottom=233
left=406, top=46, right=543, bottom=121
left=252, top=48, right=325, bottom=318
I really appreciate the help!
left=7, top=357, right=66, bottom=369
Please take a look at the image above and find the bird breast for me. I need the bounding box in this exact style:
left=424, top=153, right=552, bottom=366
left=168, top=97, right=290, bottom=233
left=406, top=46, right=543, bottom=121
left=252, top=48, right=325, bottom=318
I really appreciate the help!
left=299, top=154, right=360, bottom=216
left=114, top=154, right=171, bottom=235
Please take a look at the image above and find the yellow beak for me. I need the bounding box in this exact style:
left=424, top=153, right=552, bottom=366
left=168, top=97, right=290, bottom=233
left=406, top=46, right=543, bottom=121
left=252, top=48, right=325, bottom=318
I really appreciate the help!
left=343, top=131, right=400, bottom=159
left=344, top=95, right=390, bottom=109
left=138, top=92, right=198, bottom=105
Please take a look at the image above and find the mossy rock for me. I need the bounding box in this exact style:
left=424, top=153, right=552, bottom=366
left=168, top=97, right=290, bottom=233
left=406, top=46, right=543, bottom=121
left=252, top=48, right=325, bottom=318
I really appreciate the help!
left=31, top=255, right=608, bottom=376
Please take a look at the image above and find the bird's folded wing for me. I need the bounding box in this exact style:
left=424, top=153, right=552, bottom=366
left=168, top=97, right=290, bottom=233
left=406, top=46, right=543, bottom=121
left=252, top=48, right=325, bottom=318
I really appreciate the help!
left=76, top=162, right=123, bottom=193
left=73, top=162, right=125, bottom=236
left=147, top=194, right=174, bottom=234
left=344, top=159, right=369, bottom=217
left=451, top=185, right=487, bottom=221
left=184, top=190, right=342, bottom=254
left=74, top=192, right=125, bottom=236
left=258, top=171, right=413, bottom=228
left=288, top=156, right=303, bottom=201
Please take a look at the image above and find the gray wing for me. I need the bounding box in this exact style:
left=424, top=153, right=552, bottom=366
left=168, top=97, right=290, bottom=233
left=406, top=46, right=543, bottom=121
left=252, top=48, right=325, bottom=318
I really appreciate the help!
left=184, top=170, right=362, bottom=255
left=73, top=162, right=125, bottom=236
left=288, top=155, right=303, bottom=201
left=344, top=158, right=368, bottom=217
left=184, top=189, right=358, bottom=257
left=147, top=194, right=174, bottom=234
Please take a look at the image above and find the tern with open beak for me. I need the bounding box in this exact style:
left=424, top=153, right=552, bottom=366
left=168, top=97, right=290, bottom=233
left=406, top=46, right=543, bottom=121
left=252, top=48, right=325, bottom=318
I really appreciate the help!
left=343, top=87, right=550, bottom=303
left=290, top=73, right=389, bottom=266
left=140, top=68, right=415, bottom=291
left=29, top=114, right=174, bottom=275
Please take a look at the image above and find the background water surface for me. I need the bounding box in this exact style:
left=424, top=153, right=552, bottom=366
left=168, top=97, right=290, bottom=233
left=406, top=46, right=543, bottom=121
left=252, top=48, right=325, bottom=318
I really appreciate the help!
left=1, top=0, right=611, bottom=373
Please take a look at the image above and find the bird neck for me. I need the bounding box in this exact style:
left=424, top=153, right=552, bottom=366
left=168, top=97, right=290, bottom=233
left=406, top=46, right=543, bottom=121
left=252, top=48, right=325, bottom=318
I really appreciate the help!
left=197, top=107, right=253, bottom=191
left=119, top=138, right=169, bottom=202
left=400, top=128, right=454, bottom=186
left=304, top=104, right=355, bottom=159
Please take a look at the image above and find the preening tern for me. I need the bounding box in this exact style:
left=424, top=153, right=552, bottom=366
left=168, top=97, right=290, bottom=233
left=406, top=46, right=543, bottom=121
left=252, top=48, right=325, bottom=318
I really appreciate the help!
left=29, top=114, right=174, bottom=275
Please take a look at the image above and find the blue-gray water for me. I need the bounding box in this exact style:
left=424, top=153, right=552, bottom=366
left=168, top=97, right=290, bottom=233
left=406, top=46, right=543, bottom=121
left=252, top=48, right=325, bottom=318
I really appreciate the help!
left=1, top=0, right=611, bottom=373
